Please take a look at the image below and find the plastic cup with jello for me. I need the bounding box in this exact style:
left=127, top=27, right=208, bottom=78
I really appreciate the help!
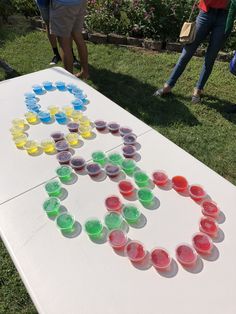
left=107, top=122, right=120, bottom=134
left=94, top=120, right=107, bottom=131
left=45, top=180, right=61, bottom=197
left=175, top=244, right=197, bottom=267
left=118, top=180, right=135, bottom=196
left=67, top=122, right=79, bottom=133
left=13, top=134, right=28, bottom=148
left=105, top=195, right=122, bottom=212
left=38, top=111, right=51, bottom=123
left=80, top=125, right=92, bottom=138
left=62, top=105, right=74, bottom=117
left=71, top=99, right=84, bottom=111
left=92, top=151, right=106, bottom=166
left=70, top=156, right=86, bottom=170
left=41, top=139, right=55, bottom=153
left=55, top=140, right=69, bottom=152
left=86, top=163, right=102, bottom=177
left=137, top=188, right=154, bottom=206
left=123, top=133, right=137, bottom=146
left=199, top=216, right=219, bottom=237
left=24, top=92, right=36, bottom=99
left=42, top=81, right=54, bottom=91
left=12, top=118, right=25, bottom=129
left=32, top=84, right=44, bottom=95
left=66, top=133, right=79, bottom=147
left=108, top=229, right=128, bottom=250
left=56, top=165, right=72, bottom=182
left=56, top=213, right=75, bottom=234
left=152, top=170, right=168, bottom=187
left=55, top=112, right=67, bottom=124
left=122, top=145, right=136, bottom=158
left=56, top=151, right=72, bottom=165
left=134, top=170, right=149, bottom=187
left=201, top=200, right=220, bottom=219
left=104, top=212, right=123, bottom=230
left=25, top=112, right=38, bottom=124
left=47, top=105, right=59, bottom=116
left=10, top=126, right=24, bottom=137
left=27, top=104, right=41, bottom=113
left=43, top=197, right=61, bottom=217
left=172, top=175, right=188, bottom=192
left=151, top=248, right=172, bottom=271
left=80, top=116, right=90, bottom=127
left=84, top=218, right=103, bottom=238
left=122, top=204, right=140, bottom=224
left=105, top=164, right=120, bottom=178
left=125, top=241, right=146, bottom=263
left=66, top=83, right=77, bottom=93
left=71, top=110, right=83, bottom=122
left=51, top=131, right=64, bottom=142
left=108, top=152, right=123, bottom=166
left=121, top=159, right=136, bottom=175
left=55, top=81, right=66, bottom=91
left=24, top=140, right=39, bottom=155
left=119, top=126, right=132, bottom=137
left=189, top=184, right=206, bottom=202
left=192, top=232, right=213, bottom=255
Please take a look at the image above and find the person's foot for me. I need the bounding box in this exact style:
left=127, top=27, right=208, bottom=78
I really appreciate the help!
left=153, top=84, right=172, bottom=97
left=73, top=56, right=80, bottom=68
left=75, top=71, right=89, bottom=80
left=49, top=54, right=61, bottom=65
left=192, top=88, right=203, bottom=104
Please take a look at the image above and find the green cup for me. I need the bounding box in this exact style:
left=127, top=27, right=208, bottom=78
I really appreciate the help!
left=43, top=197, right=61, bottom=217
left=122, top=204, right=141, bottom=224
left=92, top=151, right=106, bottom=166
left=108, top=152, right=123, bottom=166
left=45, top=180, right=61, bottom=197
left=56, top=213, right=75, bottom=233
left=85, top=218, right=103, bottom=238
left=138, top=188, right=154, bottom=206
left=121, top=159, right=136, bottom=175
left=56, top=165, right=72, bottom=182
left=134, top=170, right=149, bottom=187
left=104, top=212, right=123, bottom=230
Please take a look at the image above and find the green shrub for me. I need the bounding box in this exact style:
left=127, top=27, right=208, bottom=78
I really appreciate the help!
left=12, top=0, right=38, bottom=18
left=0, top=0, right=15, bottom=22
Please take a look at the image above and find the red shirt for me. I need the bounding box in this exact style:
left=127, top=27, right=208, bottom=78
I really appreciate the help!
left=198, top=0, right=229, bottom=12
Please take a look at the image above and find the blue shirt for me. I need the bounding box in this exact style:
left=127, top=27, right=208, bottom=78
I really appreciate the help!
left=36, top=0, right=50, bottom=7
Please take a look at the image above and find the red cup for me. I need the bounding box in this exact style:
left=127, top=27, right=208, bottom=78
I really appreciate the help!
left=151, top=248, right=172, bottom=271
left=172, top=176, right=188, bottom=192
left=189, top=184, right=206, bottom=202
left=108, top=229, right=128, bottom=250
left=152, top=170, right=168, bottom=186
left=176, top=244, right=197, bottom=267
left=118, top=180, right=135, bottom=196
left=125, top=241, right=146, bottom=263
left=199, top=216, right=219, bottom=237
left=105, top=195, right=122, bottom=212
left=192, top=232, right=213, bottom=255
left=201, top=200, right=220, bottom=219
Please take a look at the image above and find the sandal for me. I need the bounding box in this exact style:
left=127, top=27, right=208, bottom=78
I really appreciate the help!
left=153, top=88, right=171, bottom=97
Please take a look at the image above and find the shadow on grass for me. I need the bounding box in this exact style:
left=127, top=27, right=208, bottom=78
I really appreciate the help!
left=89, top=65, right=200, bottom=128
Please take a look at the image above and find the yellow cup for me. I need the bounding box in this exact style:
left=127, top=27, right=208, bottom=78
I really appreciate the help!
left=62, top=105, right=74, bottom=117
left=80, top=126, right=92, bottom=139
left=80, top=116, right=90, bottom=127
left=12, top=118, right=25, bottom=129
left=47, top=105, right=59, bottom=115
left=25, top=112, right=38, bottom=124
left=41, top=139, right=55, bottom=153
left=14, top=134, right=28, bottom=148
left=71, top=110, right=83, bottom=122
left=24, top=140, right=39, bottom=154
left=10, top=126, right=24, bottom=137
left=66, top=133, right=79, bottom=146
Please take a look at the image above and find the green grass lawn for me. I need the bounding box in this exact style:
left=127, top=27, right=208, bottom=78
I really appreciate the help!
left=0, top=16, right=236, bottom=313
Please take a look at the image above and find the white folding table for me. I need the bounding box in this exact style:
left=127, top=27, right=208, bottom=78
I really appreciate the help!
left=0, top=68, right=236, bottom=314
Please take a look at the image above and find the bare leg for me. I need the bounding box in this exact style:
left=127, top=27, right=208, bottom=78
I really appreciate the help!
left=46, top=24, right=58, bottom=49
left=57, top=36, right=73, bottom=73
left=72, top=31, right=89, bottom=79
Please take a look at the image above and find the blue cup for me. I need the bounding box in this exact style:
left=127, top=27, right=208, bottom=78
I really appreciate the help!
left=24, top=92, right=36, bottom=99
left=71, top=99, right=84, bottom=111
left=55, top=81, right=66, bottom=91
left=43, top=81, right=54, bottom=91
left=55, top=112, right=67, bottom=124
left=25, top=98, right=37, bottom=106
left=32, top=84, right=45, bottom=95
left=82, top=98, right=89, bottom=105
left=66, top=83, right=77, bottom=93
left=38, top=111, right=51, bottom=123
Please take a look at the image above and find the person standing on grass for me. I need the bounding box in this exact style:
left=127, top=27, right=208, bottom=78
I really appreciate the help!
left=50, top=0, right=89, bottom=79
left=154, top=0, right=235, bottom=103
left=35, top=0, right=80, bottom=66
